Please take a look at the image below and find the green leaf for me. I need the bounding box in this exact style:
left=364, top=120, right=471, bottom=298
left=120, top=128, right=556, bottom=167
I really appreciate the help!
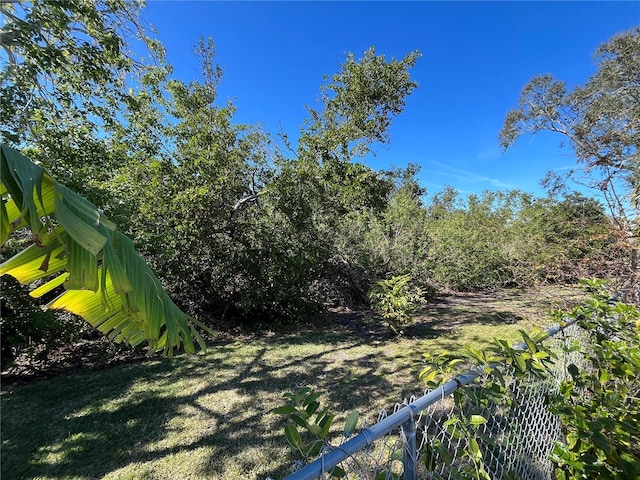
left=520, top=330, right=538, bottom=353
left=343, top=410, right=359, bottom=436
left=303, top=440, right=323, bottom=459
left=598, top=369, right=609, bottom=384
left=465, top=345, right=485, bottom=363
left=315, top=405, right=331, bottom=423
left=284, top=424, right=301, bottom=450
left=305, top=400, right=320, bottom=416
left=307, top=423, right=322, bottom=438
left=273, top=405, right=297, bottom=415
left=30, top=272, right=70, bottom=298
left=420, top=368, right=438, bottom=384
left=0, top=240, right=66, bottom=283
left=293, top=387, right=312, bottom=403
left=468, top=437, right=481, bottom=460
left=443, top=417, right=459, bottom=428
left=435, top=441, right=452, bottom=466
left=533, top=350, right=549, bottom=360
left=329, top=466, right=346, bottom=478
left=0, top=199, right=9, bottom=246
left=0, top=144, right=212, bottom=356
left=423, top=443, right=434, bottom=468
left=303, top=391, right=322, bottom=407
left=469, top=415, right=487, bottom=426
left=554, top=468, right=567, bottom=480
left=290, top=413, right=309, bottom=428
left=513, top=352, right=527, bottom=373
left=319, top=413, right=334, bottom=439
left=54, top=191, right=107, bottom=257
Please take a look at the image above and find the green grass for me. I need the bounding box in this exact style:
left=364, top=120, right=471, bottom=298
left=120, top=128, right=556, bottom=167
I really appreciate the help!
left=1, top=286, right=581, bottom=479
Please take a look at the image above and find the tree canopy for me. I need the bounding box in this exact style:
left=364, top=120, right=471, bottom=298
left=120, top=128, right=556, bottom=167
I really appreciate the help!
left=500, top=27, right=639, bottom=238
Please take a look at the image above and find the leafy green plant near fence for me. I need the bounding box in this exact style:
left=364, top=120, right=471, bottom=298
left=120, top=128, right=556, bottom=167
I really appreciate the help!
left=274, top=281, right=639, bottom=479
left=421, top=279, right=640, bottom=480
left=420, top=328, right=556, bottom=480
left=274, top=387, right=359, bottom=478
left=548, top=282, right=640, bottom=480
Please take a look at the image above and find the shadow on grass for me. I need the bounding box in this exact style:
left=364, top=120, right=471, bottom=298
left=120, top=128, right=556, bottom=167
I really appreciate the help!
left=1, top=333, right=401, bottom=480
left=2, top=288, right=566, bottom=479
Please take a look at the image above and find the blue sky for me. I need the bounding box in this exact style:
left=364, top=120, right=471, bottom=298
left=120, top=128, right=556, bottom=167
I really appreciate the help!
left=141, top=1, right=639, bottom=198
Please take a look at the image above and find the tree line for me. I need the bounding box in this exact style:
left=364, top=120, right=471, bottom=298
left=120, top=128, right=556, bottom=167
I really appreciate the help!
left=1, top=1, right=637, bottom=361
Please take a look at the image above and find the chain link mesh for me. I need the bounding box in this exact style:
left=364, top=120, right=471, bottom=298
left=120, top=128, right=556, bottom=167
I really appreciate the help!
left=280, top=323, right=590, bottom=480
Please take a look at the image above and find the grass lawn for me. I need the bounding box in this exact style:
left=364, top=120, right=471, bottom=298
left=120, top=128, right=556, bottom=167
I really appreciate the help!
left=1, top=286, right=582, bottom=480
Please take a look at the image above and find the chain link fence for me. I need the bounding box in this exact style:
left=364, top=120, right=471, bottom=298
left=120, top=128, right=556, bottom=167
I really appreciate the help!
left=272, top=321, right=589, bottom=480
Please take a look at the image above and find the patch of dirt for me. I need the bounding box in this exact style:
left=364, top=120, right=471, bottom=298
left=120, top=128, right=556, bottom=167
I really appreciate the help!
left=303, top=286, right=584, bottom=343
left=417, top=286, right=584, bottom=326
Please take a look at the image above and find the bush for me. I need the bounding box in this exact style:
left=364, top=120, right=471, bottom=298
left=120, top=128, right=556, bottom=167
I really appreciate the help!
left=368, top=274, right=426, bottom=334
left=0, top=276, right=91, bottom=365
left=549, top=281, right=640, bottom=479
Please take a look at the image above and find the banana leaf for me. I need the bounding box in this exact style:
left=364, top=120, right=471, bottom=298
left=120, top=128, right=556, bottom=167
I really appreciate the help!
left=0, top=144, right=212, bottom=356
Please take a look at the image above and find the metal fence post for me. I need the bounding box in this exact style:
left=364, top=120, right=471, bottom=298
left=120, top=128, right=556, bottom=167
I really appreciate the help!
left=401, top=406, right=417, bottom=480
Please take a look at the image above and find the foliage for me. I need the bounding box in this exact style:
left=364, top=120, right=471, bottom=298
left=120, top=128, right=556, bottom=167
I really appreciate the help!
left=549, top=280, right=640, bottom=479
left=416, top=188, right=616, bottom=291
left=368, top=274, right=426, bottom=334
left=331, top=181, right=618, bottom=298
left=499, top=28, right=639, bottom=210
left=421, top=189, right=513, bottom=290
left=2, top=0, right=426, bottom=324
left=0, top=144, right=211, bottom=356
left=329, top=164, right=430, bottom=306
left=299, top=46, right=421, bottom=162
left=1, top=285, right=573, bottom=479
left=117, top=38, right=281, bottom=318
left=500, top=27, right=639, bottom=294
left=1, top=0, right=628, bottom=345
left=0, top=0, right=165, bottom=209
left=419, top=280, right=640, bottom=480
left=117, top=42, right=421, bottom=322
left=419, top=326, right=556, bottom=479
left=274, top=387, right=359, bottom=478
left=1, top=275, right=59, bottom=364
left=505, top=192, right=619, bottom=285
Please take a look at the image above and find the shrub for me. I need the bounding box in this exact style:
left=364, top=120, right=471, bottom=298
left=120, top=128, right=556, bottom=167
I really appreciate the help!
left=549, top=281, right=640, bottom=479
left=368, top=274, right=426, bottom=334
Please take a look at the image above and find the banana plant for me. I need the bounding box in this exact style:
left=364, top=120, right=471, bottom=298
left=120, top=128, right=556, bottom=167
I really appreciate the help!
left=0, top=144, right=213, bottom=356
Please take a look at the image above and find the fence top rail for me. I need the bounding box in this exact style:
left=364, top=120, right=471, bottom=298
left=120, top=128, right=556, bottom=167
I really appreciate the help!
left=278, top=317, right=577, bottom=480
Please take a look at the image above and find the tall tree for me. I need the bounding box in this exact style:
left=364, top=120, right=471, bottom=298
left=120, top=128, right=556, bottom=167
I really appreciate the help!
left=300, top=46, right=421, bottom=162
left=0, top=1, right=212, bottom=354
left=500, top=27, right=639, bottom=297
left=120, top=38, right=276, bottom=317
left=265, top=47, right=421, bottom=310
left=500, top=27, right=639, bottom=238
left=0, top=0, right=164, bottom=204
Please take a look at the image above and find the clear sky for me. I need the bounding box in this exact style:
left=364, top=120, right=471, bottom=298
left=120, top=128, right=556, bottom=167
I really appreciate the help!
left=140, top=1, right=639, bottom=198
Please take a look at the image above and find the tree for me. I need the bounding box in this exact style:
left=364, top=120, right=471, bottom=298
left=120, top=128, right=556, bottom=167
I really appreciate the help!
left=0, top=0, right=165, bottom=206
left=260, top=47, right=421, bottom=312
left=421, top=189, right=513, bottom=291
left=0, top=144, right=211, bottom=356
left=500, top=28, right=639, bottom=297
left=0, top=1, right=214, bottom=356
left=300, top=46, right=421, bottom=163
left=504, top=192, right=617, bottom=285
